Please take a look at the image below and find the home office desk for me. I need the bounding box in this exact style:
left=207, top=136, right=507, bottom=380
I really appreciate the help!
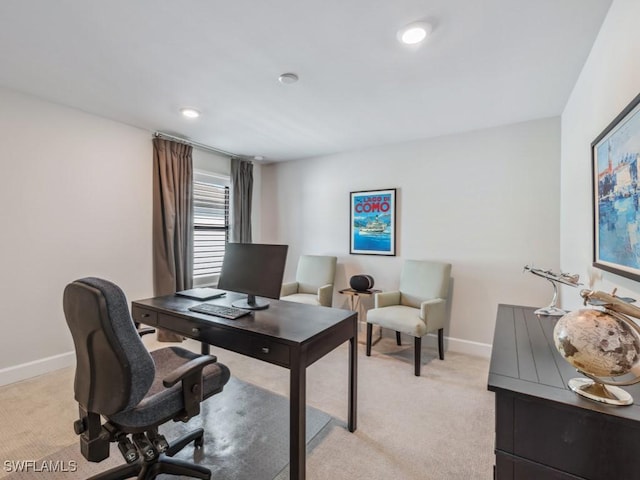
left=131, top=292, right=358, bottom=480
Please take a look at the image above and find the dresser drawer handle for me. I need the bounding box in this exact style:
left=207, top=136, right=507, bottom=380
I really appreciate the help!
left=141, top=313, right=150, bottom=318
left=191, top=327, right=200, bottom=335
left=261, top=347, right=270, bottom=354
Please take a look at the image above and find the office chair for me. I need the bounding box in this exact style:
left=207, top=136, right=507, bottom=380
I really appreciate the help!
left=280, top=255, right=337, bottom=307
left=366, top=260, right=451, bottom=376
left=63, top=277, right=231, bottom=480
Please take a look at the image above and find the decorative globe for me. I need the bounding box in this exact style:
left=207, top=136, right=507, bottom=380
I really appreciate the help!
left=553, top=309, right=640, bottom=378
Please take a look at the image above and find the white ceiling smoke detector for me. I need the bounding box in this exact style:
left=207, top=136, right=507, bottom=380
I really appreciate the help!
left=278, top=73, right=299, bottom=84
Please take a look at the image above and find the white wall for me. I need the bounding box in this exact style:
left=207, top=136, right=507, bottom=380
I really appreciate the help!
left=561, top=0, right=640, bottom=308
left=261, top=118, right=561, bottom=354
left=0, top=89, right=236, bottom=385
left=193, top=148, right=230, bottom=175
left=0, top=88, right=153, bottom=382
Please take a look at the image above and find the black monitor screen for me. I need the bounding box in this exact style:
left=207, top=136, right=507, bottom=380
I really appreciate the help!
left=217, top=242, right=288, bottom=310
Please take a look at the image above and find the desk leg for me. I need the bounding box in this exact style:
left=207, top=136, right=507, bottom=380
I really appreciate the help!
left=200, top=343, right=210, bottom=355
left=290, top=350, right=306, bottom=480
left=348, top=329, right=358, bottom=433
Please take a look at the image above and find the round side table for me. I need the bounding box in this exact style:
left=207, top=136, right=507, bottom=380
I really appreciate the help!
left=339, top=288, right=382, bottom=345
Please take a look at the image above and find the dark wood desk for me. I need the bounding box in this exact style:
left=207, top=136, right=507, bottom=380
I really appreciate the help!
left=488, top=304, right=640, bottom=479
left=132, top=292, right=358, bottom=480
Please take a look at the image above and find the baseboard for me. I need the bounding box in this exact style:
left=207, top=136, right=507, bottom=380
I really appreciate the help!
left=441, top=335, right=492, bottom=358
left=390, top=331, right=492, bottom=359
left=0, top=351, right=75, bottom=387
left=0, top=333, right=492, bottom=387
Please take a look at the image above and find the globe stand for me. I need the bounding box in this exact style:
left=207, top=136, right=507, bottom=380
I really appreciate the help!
left=534, top=279, right=567, bottom=317
left=568, top=377, right=633, bottom=406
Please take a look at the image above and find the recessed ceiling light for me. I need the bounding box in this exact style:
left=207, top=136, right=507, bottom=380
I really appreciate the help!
left=278, top=73, right=299, bottom=84
left=398, top=22, right=432, bottom=45
left=180, top=107, right=200, bottom=118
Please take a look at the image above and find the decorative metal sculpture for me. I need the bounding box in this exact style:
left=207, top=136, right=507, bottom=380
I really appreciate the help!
left=524, top=265, right=582, bottom=316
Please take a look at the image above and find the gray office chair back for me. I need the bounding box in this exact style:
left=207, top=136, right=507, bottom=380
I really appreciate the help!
left=63, top=277, right=155, bottom=415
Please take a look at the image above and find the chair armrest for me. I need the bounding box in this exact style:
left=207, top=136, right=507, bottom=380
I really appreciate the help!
left=281, top=281, right=299, bottom=297
left=163, top=355, right=218, bottom=388
left=420, top=298, right=446, bottom=330
left=317, top=284, right=334, bottom=307
left=137, top=326, right=156, bottom=337
left=163, top=354, right=219, bottom=422
left=375, top=291, right=401, bottom=308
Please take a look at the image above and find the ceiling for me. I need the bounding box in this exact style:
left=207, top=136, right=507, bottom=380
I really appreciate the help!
left=0, top=0, right=612, bottom=162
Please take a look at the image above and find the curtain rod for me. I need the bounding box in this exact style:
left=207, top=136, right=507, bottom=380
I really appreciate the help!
left=153, top=131, right=245, bottom=159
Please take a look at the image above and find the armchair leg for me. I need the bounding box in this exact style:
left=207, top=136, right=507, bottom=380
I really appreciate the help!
left=414, top=337, right=422, bottom=376
left=396, top=331, right=402, bottom=346
left=366, top=323, right=372, bottom=356
left=438, top=328, right=444, bottom=360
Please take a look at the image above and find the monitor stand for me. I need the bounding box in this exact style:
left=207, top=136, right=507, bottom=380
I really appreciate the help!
left=231, top=294, right=269, bottom=310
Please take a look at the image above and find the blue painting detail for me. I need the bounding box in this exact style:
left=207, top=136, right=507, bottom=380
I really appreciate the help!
left=351, top=191, right=394, bottom=254
left=596, top=103, right=640, bottom=270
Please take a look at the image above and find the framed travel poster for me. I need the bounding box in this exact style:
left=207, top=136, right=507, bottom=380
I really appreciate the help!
left=592, top=91, right=640, bottom=281
left=350, top=188, right=396, bottom=255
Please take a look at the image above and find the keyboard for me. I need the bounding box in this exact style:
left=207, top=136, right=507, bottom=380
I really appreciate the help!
left=188, top=303, right=250, bottom=320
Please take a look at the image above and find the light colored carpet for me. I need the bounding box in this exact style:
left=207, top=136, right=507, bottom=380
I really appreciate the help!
left=3, top=377, right=331, bottom=479
left=0, top=334, right=494, bottom=479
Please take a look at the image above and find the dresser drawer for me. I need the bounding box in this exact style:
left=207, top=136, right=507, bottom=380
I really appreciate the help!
left=132, top=306, right=158, bottom=326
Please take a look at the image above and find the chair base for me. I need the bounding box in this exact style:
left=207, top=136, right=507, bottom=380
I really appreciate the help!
left=88, top=429, right=210, bottom=480
left=366, top=325, right=445, bottom=376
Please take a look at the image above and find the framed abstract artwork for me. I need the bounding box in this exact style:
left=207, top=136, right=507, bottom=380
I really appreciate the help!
left=350, top=188, right=396, bottom=255
left=592, top=91, right=640, bottom=281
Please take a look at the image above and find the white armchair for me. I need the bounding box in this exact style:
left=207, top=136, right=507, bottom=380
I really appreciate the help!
left=280, top=255, right=337, bottom=307
left=366, top=260, right=451, bottom=376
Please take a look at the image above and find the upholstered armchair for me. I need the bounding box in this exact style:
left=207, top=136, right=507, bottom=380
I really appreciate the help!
left=280, top=255, right=337, bottom=307
left=366, top=260, right=451, bottom=376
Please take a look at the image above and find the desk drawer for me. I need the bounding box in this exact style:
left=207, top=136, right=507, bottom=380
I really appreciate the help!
left=157, top=313, right=290, bottom=367
left=132, top=306, right=158, bottom=326
left=158, top=313, right=197, bottom=337
left=247, top=339, right=290, bottom=366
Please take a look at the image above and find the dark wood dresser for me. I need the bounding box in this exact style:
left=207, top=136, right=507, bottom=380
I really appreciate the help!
left=488, top=304, right=640, bottom=479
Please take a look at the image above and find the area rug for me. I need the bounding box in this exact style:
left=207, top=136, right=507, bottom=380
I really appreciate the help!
left=5, top=377, right=332, bottom=479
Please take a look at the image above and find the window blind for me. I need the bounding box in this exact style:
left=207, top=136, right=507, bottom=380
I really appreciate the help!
left=193, top=178, right=229, bottom=279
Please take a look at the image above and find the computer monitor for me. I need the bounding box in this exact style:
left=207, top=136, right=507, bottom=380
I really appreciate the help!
left=217, top=242, right=289, bottom=310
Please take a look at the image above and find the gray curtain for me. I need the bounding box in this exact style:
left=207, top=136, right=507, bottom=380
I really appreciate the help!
left=152, top=137, right=193, bottom=341
left=231, top=157, right=253, bottom=243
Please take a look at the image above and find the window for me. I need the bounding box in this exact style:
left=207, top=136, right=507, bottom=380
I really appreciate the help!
left=193, top=171, right=229, bottom=286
